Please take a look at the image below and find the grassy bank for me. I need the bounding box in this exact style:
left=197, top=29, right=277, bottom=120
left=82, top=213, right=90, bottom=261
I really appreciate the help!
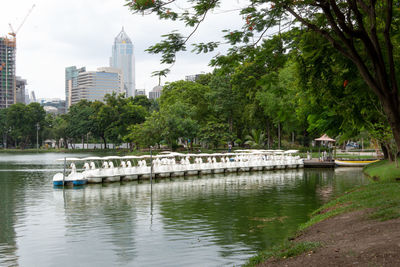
left=364, top=158, right=400, bottom=182
left=245, top=160, right=400, bottom=266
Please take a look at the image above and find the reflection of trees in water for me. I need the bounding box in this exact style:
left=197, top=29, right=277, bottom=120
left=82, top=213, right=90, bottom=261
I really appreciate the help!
left=0, top=171, right=29, bottom=266
left=60, top=183, right=143, bottom=265
left=307, top=168, right=368, bottom=202
left=155, top=170, right=324, bottom=254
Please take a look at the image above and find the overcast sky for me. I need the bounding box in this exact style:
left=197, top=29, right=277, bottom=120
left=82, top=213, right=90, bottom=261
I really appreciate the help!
left=0, top=0, right=247, bottom=99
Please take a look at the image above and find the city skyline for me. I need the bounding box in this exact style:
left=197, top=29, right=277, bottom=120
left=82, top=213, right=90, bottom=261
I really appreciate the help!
left=0, top=0, right=244, bottom=100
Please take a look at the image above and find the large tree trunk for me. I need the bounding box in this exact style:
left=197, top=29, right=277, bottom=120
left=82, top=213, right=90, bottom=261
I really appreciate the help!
left=278, top=122, right=281, bottom=149
left=63, top=137, right=68, bottom=149
left=101, top=136, right=107, bottom=149
left=381, top=144, right=389, bottom=160
left=381, top=96, right=400, bottom=152
left=265, top=119, right=271, bottom=149
left=228, top=116, right=233, bottom=134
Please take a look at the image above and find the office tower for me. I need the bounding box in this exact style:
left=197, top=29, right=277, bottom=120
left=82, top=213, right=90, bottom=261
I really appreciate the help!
left=135, top=89, right=146, bottom=96
left=39, top=98, right=66, bottom=115
left=70, top=67, right=123, bottom=106
left=24, top=91, right=29, bottom=104
left=15, top=76, right=27, bottom=104
left=29, top=90, right=36, bottom=103
left=185, top=74, right=203, bottom=82
left=110, top=27, right=135, bottom=97
left=65, top=66, right=86, bottom=109
left=0, top=37, right=16, bottom=108
left=149, top=85, right=162, bottom=100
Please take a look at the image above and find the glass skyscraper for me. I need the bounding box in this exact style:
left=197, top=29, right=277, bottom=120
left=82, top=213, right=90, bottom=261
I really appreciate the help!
left=110, top=27, right=135, bottom=97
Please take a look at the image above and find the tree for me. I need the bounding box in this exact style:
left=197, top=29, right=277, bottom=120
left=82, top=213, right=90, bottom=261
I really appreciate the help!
left=132, top=95, right=152, bottom=111
left=126, top=0, right=400, bottom=151
left=103, top=93, right=148, bottom=147
left=0, top=109, right=6, bottom=147
left=53, top=115, right=69, bottom=148
left=124, top=111, right=164, bottom=149
left=199, top=120, right=231, bottom=149
left=207, top=70, right=241, bottom=138
left=291, top=29, right=396, bottom=156
left=160, top=80, right=210, bottom=124
left=244, top=129, right=266, bottom=149
left=6, top=103, right=27, bottom=147
left=66, top=100, right=94, bottom=148
left=3, top=103, right=46, bottom=148
left=161, top=102, right=199, bottom=150
left=90, top=101, right=109, bottom=148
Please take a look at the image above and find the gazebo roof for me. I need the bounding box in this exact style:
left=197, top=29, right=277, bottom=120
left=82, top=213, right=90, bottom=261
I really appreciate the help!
left=315, top=134, right=336, bottom=142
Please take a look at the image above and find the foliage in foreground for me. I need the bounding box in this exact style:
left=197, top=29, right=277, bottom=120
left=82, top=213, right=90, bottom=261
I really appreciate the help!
left=243, top=241, right=320, bottom=267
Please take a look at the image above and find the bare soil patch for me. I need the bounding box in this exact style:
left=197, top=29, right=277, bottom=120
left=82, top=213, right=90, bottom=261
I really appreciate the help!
left=259, top=210, right=400, bottom=266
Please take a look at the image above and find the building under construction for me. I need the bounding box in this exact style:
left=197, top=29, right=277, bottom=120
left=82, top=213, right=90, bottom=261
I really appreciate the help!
left=0, top=36, right=16, bottom=109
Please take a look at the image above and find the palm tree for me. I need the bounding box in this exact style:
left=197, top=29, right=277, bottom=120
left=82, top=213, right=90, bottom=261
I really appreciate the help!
left=244, top=129, right=266, bottom=148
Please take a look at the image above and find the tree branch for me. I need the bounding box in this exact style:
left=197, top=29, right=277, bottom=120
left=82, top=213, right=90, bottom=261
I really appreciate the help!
left=329, top=0, right=356, bottom=36
left=285, top=6, right=352, bottom=60
left=182, top=0, right=217, bottom=45
left=287, top=4, right=383, bottom=99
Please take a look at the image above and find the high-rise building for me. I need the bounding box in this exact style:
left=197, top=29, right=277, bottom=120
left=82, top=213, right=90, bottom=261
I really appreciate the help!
left=110, top=27, right=135, bottom=97
left=24, top=91, right=30, bottom=104
left=65, top=66, right=86, bottom=109
left=38, top=98, right=66, bottom=115
left=135, top=89, right=146, bottom=96
left=0, top=37, right=16, bottom=109
left=185, top=74, right=204, bottom=82
left=29, top=90, right=36, bottom=103
left=149, top=85, right=163, bottom=100
left=15, top=76, right=27, bottom=104
left=70, top=67, right=123, bottom=106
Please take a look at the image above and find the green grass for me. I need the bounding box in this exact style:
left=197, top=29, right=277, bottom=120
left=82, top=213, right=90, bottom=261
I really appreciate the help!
left=243, top=241, right=320, bottom=267
left=299, top=182, right=400, bottom=231
left=363, top=159, right=400, bottom=182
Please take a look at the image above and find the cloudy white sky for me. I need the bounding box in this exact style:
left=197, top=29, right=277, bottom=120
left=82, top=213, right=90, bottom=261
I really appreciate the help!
left=0, top=0, right=247, bottom=99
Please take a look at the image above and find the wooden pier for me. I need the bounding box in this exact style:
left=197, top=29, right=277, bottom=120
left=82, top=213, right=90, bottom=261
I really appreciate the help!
left=303, top=159, right=336, bottom=168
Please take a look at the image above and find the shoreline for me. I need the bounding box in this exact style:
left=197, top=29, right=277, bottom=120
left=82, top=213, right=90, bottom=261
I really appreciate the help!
left=246, top=159, right=400, bottom=266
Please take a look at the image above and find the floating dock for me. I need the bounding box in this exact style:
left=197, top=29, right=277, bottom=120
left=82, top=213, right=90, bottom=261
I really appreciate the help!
left=303, top=159, right=336, bottom=168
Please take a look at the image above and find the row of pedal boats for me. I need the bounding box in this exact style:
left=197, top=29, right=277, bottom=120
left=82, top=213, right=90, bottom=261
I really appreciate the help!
left=53, top=150, right=303, bottom=186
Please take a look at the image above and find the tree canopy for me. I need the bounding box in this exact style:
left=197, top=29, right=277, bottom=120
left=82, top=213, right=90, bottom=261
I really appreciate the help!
left=126, top=0, right=400, bottom=152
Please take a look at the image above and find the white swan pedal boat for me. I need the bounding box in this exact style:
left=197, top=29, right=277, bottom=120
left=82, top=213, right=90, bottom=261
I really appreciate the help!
left=52, top=150, right=304, bottom=185
left=53, top=161, right=87, bottom=186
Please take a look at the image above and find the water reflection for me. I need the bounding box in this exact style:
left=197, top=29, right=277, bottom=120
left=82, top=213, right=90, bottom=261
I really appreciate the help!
left=0, top=171, right=21, bottom=266
left=0, top=153, right=367, bottom=266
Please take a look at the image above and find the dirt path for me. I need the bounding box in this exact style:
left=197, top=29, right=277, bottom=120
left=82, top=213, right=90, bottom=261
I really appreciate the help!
left=260, top=210, right=400, bottom=266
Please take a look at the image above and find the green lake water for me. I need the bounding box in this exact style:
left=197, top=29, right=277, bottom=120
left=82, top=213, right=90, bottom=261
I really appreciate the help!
left=0, top=153, right=367, bottom=266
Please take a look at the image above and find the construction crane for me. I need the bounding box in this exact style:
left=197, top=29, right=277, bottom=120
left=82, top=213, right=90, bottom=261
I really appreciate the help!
left=8, top=4, right=36, bottom=38
left=2, top=4, right=35, bottom=108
